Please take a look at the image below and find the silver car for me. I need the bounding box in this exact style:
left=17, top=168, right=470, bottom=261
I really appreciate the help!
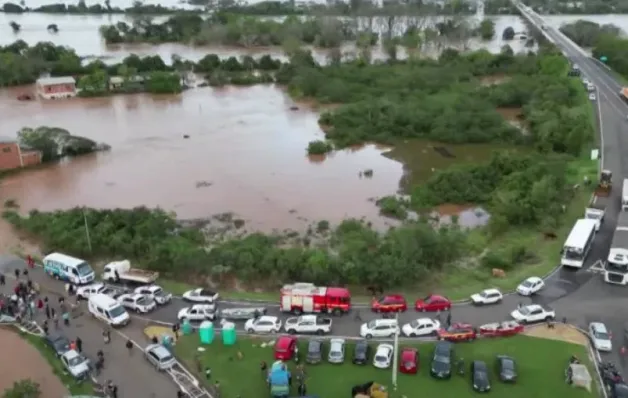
left=145, top=344, right=176, bottom=370
left=328, top=338, right=345, bottom=364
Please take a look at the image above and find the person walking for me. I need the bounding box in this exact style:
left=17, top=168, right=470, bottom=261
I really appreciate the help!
left=52, top=313, right=59, bottom=329
left=45, top=303, right=51, bottom=320
left=446, top=311, right=452, bottom=328
left=42, top=320, right=48, bottom=335
left=125, top=339, right=133, bottom=355
left=13, top=269, right=19, bottom=280
left=110, top=384, right=118, bottom=398
left=26, top=255, right=34, bottom=269
left=76, top=337, right=83, bottom=353
left=0, top=273, right=5, bottom=286
left=103, top=328, right=111, bottom=344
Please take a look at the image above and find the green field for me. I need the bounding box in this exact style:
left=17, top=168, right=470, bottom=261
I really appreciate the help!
left=175, top=335, right=597, bottom=398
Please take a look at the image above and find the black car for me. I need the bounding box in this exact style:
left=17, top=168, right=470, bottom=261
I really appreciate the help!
left=472, top=361, right=491, bottom=392
left=44, top=332, right=70, bottom=357
left=430, top=341, right=453, bottom=379
left=496, top=355, right=517, bottom=383
left=612, top=383, right=628, bottom=398
left=353, top=340, right=370, bottom=365
left=306, top=340, right=323, bottom=364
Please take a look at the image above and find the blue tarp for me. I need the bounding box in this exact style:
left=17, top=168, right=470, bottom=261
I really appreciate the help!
left=269, top=367, right=290, bottom=386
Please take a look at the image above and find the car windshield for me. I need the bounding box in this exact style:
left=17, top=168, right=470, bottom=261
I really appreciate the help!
left=475, top=371, right=487, bottom=381
left=330, top=350, right=342, bottom=357
left=308, top=342, right=320, bottom=352
left=409, top=320, right=420, bottom=328
left=501, top=359, right=514, bottom=370
left=435, top=355, right=450, bottom=363
left=375, top=354, right=387, bottom=362
left=480, top=291, right=489, bottom=298
left=137, top=297, right=152, bottom=306
left=153, top=289, right=165, bottom=297
left=108, top=305, right=126, bottom=318
left=521, top=280, right=534, bottom=288
left=54, top=338, right=70, bottom=350
left=76, top=262, right=93, bottom=276
left=367, top=321, right=377, bottom=329
left=518, top=307, right=531, bottom=315
left=423, top=296, right=432, bottom=303
left=404, top=361, right=414, bottom=368
left=68, top=356, right=85, bottom=367
left=594, top=330, right=610, bottom=340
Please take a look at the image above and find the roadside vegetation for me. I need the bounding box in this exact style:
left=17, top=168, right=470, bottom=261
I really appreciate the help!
left=559, top=20, right=621, bottom=48
left=175, top=334, right=593, bottom=398
left=2, top=379, right=42, bottom=398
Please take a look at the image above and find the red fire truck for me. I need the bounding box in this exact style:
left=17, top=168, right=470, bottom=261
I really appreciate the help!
left=280, top=283, right=351, bottom=315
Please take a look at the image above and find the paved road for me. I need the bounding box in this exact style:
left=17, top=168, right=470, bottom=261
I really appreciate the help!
left=0, top=255, right=179, bottom=398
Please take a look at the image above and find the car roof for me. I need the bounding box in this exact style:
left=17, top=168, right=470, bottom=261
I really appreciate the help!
left=257, top=316, right=278, bottom=322
left=435, top=341, right=452, bottom=352
left=277, top=336, right=296, bottom=347
left=377, top=344, right=393, bottom=352
left=308, top=340, right=322, bottom=349
left=191, top=304, right=212, bottom=309
left=524, top=304, right=542, bottom=311
left=473, top=360, right=487, bottom=368
left=382, top=294, right=405, bottom=300
left=416, top=318, right=434, bottom=324
left=590, top=322, right=608, bottom=333
left=63, top=349, right=81, bottom=360
left=426, top=294, right=447, bottom=300
left=330, top=338, right=345, bottom=345
left=401, top=347, right=417, bottom=359
left=482, top=288, right=501, bottom=294
left=147, top=344, right=172, bottom=359
left=524, top=276, right=541, bottom=282
left=370, top=319, right=397, bottom=326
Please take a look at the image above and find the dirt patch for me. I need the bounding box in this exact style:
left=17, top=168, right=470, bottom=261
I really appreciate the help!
left=0, top=218, right=42, bottom=258
left=496, top=107, right=524, bottom=121
left=0, top=328, right=68, bottom=397
left=480, top=75, right=511, bottom=86
left=523, top=323, right=589, bottom=346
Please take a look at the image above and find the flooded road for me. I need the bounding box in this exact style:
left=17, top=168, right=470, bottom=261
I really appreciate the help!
left=0, top=13, right=536, bottom=63
left=0, top=85, right=405, bottom=231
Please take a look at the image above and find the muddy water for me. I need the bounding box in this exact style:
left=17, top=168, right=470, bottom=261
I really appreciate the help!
left=0, top=13, right=535, bottom=63
left=0, top=85, right=406, bottom=231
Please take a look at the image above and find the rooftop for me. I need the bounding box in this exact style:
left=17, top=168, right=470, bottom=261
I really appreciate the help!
left=36, top=76, right=76, bottom=86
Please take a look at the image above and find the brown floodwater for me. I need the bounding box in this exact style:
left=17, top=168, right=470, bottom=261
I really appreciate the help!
left=0, top=85, right=407, bottom=231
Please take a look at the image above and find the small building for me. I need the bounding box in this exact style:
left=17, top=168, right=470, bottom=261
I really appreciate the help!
left=36, top=76, right=77, bottom=99
left=109, top=75, right=145, bottom=91
left=0, top=136, right=43, bottom=171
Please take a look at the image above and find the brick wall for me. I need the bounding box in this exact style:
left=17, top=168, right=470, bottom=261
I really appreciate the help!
left=0, top=143, right=22, bottom=170
left=21, top=151, right=42, bottom=167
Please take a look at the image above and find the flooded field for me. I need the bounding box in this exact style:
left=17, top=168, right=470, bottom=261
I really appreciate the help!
left=0, top=85, right=407, bottom=231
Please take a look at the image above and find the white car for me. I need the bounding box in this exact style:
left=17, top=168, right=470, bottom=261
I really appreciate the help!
left=61, top=350, right=90, bottom=380
left=76, top=283, right=109, bottom=300
left=359, top=319, right=399, bottom=339
left=328, top=338, right=345, bottom=364
left=516, top=276, right=544, bottom=296
left=510, top=304, right=555, bottom=324
left=589, top=93, right=596, bottom=101
left=177, top=304, right=216, bottom=321
left=134, top=285, right=172, bottom=305
left=117, top=293, right=156, bottom=313
left=373, top=344, right=394, bottom=369
left=470, top=289, right=503, bottom=305
left=589, top=322, right=612, bottom=352
left=401, top=318, right=441, bottom=337
left=244, top=316, right=282, bottom=334
left=182, top=288, right=219, bottom=303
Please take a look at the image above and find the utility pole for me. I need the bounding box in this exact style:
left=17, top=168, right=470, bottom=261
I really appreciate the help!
left=83, top=208, right=92, bottom=253
left=392, top=312, right=399, bottom=391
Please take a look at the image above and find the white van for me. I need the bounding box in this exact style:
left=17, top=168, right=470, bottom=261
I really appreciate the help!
left=359, top=319, right=399, bottom=339
left=43, top=253, right=95, bottom=285
left=88, top=294, right=130, bottom=327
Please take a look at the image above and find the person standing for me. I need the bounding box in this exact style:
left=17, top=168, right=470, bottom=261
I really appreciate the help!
left=76, top=337, right=83, bottom=353
left=446, top=311, right=452, bottom=328
left=45, top=303, right=51, bottom=320
left=111, top=385, right=118, bottom=398
left=103, top=328, right=111, bottom=344
left=0, top=273, right=5, bottom=286
left=125, top=339, right=133, bottom=355
left=13, top=269, right=19, bottom=280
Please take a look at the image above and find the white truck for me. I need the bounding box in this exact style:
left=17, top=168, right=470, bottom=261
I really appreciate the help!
left=102, top=260, right=159, bottom=285
left=623, top=179, right=628, bottom=211
left=585, top=203, right=605, bottom=231
left=284, top=315, right=333, bottom=335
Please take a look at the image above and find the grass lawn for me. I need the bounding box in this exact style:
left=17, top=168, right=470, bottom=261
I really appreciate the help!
left=175, top=334, right=598, bottom=398
left=20, top=331, right=95, bottom=396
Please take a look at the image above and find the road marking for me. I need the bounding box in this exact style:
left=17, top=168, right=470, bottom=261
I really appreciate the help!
left=596, top=87, right=605, bottom=170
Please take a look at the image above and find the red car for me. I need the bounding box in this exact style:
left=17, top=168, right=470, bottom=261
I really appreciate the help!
left=437, top=323, right=477, bottom=342
left=399, top=347, right=419, bottom=374
left=371, top=294, right=407, bottom=313
left=274, top=336, right=298, bottom=360
left=415, top=294, right=451, bottom=312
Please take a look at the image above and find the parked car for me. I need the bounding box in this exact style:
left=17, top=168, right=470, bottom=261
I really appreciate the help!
left=373, top=344, right=394, bottom=369
left=177, top=304, right=216, bottom=321
left=44, top=332, right=70, bottom=357
left=134, top=285, right=172, bottom=305
left=611, top=383, right=628, bottom=398
left=359, top=319, right=398, bottom=339
left=589, top=322, right=613, bottom=352
left=496, top=355, right=517, bottom=383
left=306, top=339, right=323, bottom=364
left=430, top=341, right=453, bottom=379
left=145, top=343, right=176, bottom=370
left=352, top=340, right=370, bottom=365
left=399, top=347, right=419, bottom=374
left=401, top=318, right=440, bottom=337
left=371, top=294, right=407, bottom=313
left=182, top=288, right=219, bottom=303
left=470, top=289, right=503, bottom=305
left=415, top=294, right=452, bottom=312
left=516, top=276, right=544, bottom=296
left=61, top=350, right=91, bottom=380
left=244, top=316, right=282, bottom=334
left=510, top=304, right=555, bottom=324
left=117, top=293, right=157, bottom=313
left=472, top=360, right=491, bottom=392
left=275, top=336, right=298, bottom=360
left=328, top=338, right=345, bottom=364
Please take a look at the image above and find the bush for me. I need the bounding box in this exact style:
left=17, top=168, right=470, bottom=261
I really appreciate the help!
left=307, top=140, right=333, bottom=155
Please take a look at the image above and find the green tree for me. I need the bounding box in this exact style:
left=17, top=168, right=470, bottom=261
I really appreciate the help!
left=478, top=19, right=495, bottom=40
left=3, top=379, right=41, bottom=398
